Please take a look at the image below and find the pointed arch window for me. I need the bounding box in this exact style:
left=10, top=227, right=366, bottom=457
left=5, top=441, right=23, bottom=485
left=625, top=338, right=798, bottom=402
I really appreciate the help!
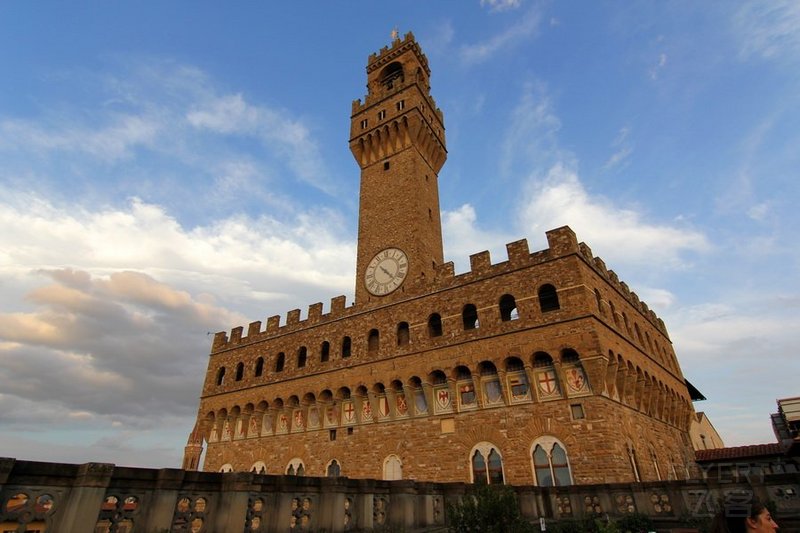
left=327, top=459, right=341, bottom=477
left=275, top=352, right=285, bottom=372
left=297, top=346, right=307, bottom=368
left=470, top=442, right=505, bottom=485
left=538, top=284, right=560, bottom=312
left=531, top=437, right=573, bottom=487
left=216, top=367, right=226, bottom=386
left=383, top=454, right=403, bottom=480
left=235, top=362, right=244, bottom=381
left=254, top=357, right=264, bottom=377
left=286, top=458, right=305, bottom=476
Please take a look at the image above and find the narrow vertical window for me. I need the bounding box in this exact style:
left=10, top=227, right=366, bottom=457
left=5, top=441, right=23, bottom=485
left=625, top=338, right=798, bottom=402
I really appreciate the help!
left=397, top=322, right=410, bottom=346
left=235, top=362, right=244, bottom=381
left=254, top=357, right=264, bottom=377
left=538, top=284, right=560, bottom=312
left=342, top=336, right=351, bottom=358
left=297, top=346, right=307, bottom=368
left=320, top=341, right=330, bottom=362
left=275, top=353, right=285, bottom=372
left=216, top=367, right=226, bottom=386
left=368, top=329, right=379, bottom=354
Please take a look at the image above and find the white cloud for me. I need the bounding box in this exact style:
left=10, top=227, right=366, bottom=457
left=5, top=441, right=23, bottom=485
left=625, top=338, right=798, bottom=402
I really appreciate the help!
left=480, top=0, right=522, bottom=13
left=0, top=113, right=160, bottom=162
left=460, top=8, right=542, bottom=65
left=520, top=163, right=709, bottom=268
left=733, top=0, right=800, bottom=60
left=603, top=126, right=634, bottom=170
left=0, top=192, right=357, bottom=465
left=442, top=204, right=513, bottom=271
left=648, top=52, right=668, bottom=80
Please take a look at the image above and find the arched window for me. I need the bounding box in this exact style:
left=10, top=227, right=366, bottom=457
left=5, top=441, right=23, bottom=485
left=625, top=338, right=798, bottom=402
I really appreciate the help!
left=254, top=357, right=264, bottom=377
left=499, top=294, right=518, bottom=321
left=341, top=336, right=352, bottom=358
left=539, top=284, right=560, bottom=312
left=275, top=353, right=285, bottom=372
left=320, top=341, right=330, bottom=362
left=286, top=458, right=305, bottom=476
left=235, top=362, right=244, bottom=381
left=470, top=442, right=505, bottom=484
left=368, top=329, right=380, bottom=354
left=462, top=304, right=479, bottom=330
left=326, top=459, right=341, bottom=477
left=531, top=437, right=572, bottom=486
left=594, top=289, right=603, bottom=315
left=383, top=455, right=402, bottom=480
left=397, top=322, right=410, bottom=346
left=533, top=352, right=554, bottom=368
left=216, top=367, right=226, bottom=386
left=297, top=347, right=307, bottom=368
left=428, top=313, right=443, bottom=337
left=250, top=461, right=267, bottom=474
left=219, top=463, right=233, bottom=473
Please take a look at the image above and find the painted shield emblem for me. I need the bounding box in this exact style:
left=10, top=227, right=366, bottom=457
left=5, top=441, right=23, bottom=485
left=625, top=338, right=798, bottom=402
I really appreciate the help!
left=436, top=388, right=450, bottom=409
left=396, top=394, right=408, bottom=415
left=362, top=400, right=373, bottom=421
left=538, top=370, right=558, bottom=395
left=342, top=401, right=356, bottom=423
left=278, top=414, right=288, bottom=432
left=308, top=407, right=320, bottom=428
left=379, top=396, right=390, bottom=417
left=567, top=368, right=586, bottom=392
left=294, top=410, right=304, bottom=429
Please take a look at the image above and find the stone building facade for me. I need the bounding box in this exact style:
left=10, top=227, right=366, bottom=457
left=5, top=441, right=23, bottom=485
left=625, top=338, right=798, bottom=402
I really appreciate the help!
left=184, top=32, right=697, bottom=488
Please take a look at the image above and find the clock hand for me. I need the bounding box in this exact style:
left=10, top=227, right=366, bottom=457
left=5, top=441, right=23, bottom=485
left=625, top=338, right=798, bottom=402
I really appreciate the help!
left=380, top=266, right=392, bottom=276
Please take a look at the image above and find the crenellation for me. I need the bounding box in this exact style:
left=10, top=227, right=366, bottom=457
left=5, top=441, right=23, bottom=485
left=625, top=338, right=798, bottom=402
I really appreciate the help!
left=331, top=295, right=347, bottom=315
left=546, top=226, right=579, bottom=256
left=469, top=250, right=491, bottom=273
left=619, top=281, right=630, bottom=297
left=212, top=331, right=228, bottom=351
left=247, top=321, right=261, bottom=338
left=286, top=309, right=301, bottom=326
left=608, top=270, right=619, bottom=284
left=308, top=302, right=323, bottom=322
left=230, top=326, right=243, bottom=344
left=506, top=239, right=530, bottom=265
left=266, top=315, right=281, bottom=333
left=593, top=256, right=608, bottom=275
left=578, top=242, right=594, bottom=261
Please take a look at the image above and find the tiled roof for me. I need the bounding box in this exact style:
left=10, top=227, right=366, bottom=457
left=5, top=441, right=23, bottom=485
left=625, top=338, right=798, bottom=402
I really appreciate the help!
left=695, top=443, right=785, bottom=462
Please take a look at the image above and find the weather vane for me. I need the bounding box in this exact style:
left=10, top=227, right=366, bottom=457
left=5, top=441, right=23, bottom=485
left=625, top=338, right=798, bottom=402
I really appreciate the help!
left=391, top=27, right=399, bottom=40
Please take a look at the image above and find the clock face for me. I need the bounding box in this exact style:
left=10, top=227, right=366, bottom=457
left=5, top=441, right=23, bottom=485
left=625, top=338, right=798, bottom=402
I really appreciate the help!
left=365, top=248, right=408, bottom=296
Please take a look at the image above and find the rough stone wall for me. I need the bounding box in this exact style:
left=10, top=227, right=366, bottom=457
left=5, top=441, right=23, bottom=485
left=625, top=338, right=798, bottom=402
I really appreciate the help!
left=193, top=228, right=696, bottom=485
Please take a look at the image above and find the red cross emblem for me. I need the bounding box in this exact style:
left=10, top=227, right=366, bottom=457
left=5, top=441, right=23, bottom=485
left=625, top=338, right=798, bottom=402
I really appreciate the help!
left=538, top=371, right=557, bottom=394
left=343, top=402, right=355, bottom=422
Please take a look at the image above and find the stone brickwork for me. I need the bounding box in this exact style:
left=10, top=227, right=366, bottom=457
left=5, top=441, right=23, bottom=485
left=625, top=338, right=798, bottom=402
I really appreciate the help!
left=2, top=458, right=799, bottom=532
left=185, top=33, right=697, bottom=489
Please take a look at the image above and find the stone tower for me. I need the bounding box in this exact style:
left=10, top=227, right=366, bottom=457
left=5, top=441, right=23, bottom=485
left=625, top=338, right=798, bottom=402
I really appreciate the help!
left=350, top=32, right=447, bottom=306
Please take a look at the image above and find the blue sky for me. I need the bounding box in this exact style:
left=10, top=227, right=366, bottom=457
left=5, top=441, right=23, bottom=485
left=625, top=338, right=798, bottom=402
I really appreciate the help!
left=0, top=1, right=798, bottom=468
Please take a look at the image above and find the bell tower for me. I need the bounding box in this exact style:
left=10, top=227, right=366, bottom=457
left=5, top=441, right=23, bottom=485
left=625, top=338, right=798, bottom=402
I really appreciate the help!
left=350, top=32, right=447, bottom=306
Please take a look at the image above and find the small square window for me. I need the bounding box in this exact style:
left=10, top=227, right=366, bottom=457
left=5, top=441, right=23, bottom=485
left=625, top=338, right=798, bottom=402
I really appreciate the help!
left=396, top=100, right=405, bottom=111
left=329, top=429, right=336, bottom=441
left=384, top=161, right=390, bottom=170
left=347, top=427, right=354, bottom=435
left=570, top=404, right=585, bottom=420
left=360, top=119, right=368, bottom=129
left=378, top=110, right=386, bottom=120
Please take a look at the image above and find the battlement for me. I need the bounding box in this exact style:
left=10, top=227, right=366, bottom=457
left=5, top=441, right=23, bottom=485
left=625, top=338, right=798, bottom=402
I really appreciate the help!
left=366, top=32, right=429, bottom=75
left=577, top=242, right=667, bottom=334
left=211, top=225, right=668, bottom=351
